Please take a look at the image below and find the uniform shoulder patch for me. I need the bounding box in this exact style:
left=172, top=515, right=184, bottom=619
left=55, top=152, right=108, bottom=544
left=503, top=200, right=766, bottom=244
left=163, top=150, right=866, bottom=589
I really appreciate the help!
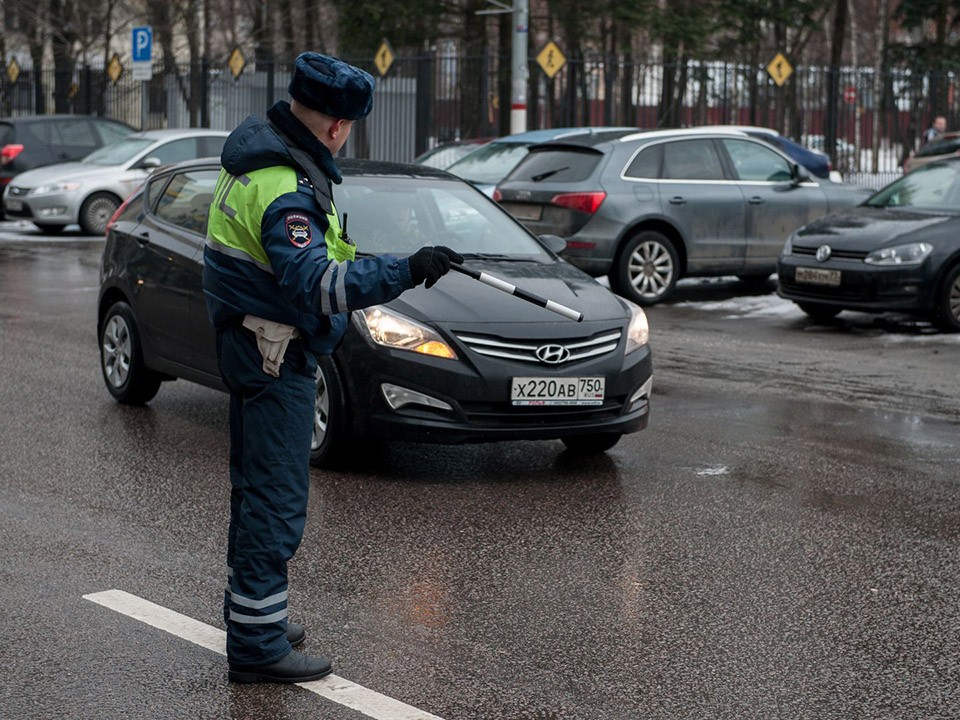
left=285, top=213, right=312, bottom=248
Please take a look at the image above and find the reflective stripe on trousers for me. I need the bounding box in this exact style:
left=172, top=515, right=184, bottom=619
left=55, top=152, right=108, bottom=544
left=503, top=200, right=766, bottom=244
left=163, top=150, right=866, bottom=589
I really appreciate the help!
left=217, top=325, right=318, bottom=665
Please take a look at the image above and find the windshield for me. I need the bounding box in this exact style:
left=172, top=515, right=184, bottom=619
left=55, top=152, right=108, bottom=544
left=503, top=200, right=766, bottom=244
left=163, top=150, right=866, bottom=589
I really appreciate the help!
left=445, top=142, right=531, bottom=184
left=866, top=162, right=960, bottom=211
left=83, top=137, right=154, bottom=165
left=336, top=175, right=551, bottom=260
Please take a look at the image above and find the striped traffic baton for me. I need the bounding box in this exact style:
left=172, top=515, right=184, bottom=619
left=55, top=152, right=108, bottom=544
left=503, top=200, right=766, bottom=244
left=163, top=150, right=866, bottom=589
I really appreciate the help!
left=449, top=262, right=584, bottom=322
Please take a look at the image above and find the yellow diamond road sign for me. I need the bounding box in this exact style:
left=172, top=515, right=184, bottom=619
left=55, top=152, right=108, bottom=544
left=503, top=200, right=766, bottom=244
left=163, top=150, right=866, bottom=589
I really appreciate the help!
left=537, top=41, right=566, bottom=80
left=107, top=54, right=123, bottom=84
left=228, top=47, right=246, bottom=80
left=374, top=40, right=395, bottom=77
left=7, top=58, right=20, bottom=85
left=767, top=52, right=793, bottom=87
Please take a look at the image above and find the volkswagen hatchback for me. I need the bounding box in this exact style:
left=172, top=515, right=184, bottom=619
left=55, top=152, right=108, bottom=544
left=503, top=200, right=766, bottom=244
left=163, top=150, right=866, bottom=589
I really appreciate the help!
left=98, top=158, right=653, bottom=467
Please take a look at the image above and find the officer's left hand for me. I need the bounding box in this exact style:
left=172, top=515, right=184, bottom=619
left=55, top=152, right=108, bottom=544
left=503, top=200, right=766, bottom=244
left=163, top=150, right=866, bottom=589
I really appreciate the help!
left=408, top=246, right=464, bottom=288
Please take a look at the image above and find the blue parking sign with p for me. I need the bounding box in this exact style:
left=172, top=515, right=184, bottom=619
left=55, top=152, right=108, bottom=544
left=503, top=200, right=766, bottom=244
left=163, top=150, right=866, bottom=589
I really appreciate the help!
left=132, top=26, right=152, bottom=63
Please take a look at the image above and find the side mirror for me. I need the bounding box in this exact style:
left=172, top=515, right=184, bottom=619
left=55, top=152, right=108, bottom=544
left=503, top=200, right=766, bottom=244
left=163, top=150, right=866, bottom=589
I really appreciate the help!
left=539, top=234, right=567, bottom=254
left=791, top=163, right=812, bottom=185
left=138, top=156, right=162, bottom=170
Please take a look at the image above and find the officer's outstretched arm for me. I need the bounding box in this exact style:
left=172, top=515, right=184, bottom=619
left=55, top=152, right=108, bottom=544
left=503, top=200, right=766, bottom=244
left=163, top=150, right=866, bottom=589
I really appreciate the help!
left=261, top=199, right=416, bottom=316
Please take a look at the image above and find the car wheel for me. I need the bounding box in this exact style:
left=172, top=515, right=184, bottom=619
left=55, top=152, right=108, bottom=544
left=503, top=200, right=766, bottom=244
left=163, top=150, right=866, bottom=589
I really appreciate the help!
left=34, top=224, right=66, bottom=234
left=612, top=231, right=680, bottom=306
left=797, top=302, right=842, bottom=322
left=80, top=192, right=120, bottom=236
left=309, top=356, right=354, bottom=468
left=561, top=433, right=623, bottom=455
left=100, top=301, right=162, bottom=405
left=934, top=264, right=960, bottom=332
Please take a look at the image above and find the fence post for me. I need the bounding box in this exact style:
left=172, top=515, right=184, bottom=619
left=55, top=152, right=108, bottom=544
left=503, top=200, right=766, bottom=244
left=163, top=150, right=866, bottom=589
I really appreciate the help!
left=824, top=64, right=839, bottom=170
left=415, top=55, right=432, bottom=157
left=201, top=56, right=210, bottom=128
left=83, top=64, right=92, bottom=115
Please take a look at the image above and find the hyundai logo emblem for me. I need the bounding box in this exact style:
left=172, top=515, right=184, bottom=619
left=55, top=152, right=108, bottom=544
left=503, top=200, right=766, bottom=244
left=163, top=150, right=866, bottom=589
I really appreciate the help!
left=816, top=245, right=832, bottom=262
left=535, top=344, right=571, bottom=364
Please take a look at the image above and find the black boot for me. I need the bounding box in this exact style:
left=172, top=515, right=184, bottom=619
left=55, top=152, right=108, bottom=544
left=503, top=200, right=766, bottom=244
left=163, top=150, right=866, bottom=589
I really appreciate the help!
left=286, top=621, right=305, bottom=648
left=228, top=650, right=332, bottom=683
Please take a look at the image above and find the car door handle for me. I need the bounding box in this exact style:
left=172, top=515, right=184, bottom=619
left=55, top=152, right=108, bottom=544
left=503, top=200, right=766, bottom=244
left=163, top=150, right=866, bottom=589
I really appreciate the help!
left=748, top=196, right=764, bottom=204
left=668, top=196, right=686, bottom=205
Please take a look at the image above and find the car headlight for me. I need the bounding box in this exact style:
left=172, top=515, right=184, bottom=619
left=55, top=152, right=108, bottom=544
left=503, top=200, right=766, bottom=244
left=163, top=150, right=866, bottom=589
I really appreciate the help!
left=623, top=299, right=650, bottom=354
left=32, top=181, right=83, bottom=195
left=782, top=234, right=794, bottom=256
left=355, top=305, right=458, bottom=359
left=864, top=242, right=933, bottom=265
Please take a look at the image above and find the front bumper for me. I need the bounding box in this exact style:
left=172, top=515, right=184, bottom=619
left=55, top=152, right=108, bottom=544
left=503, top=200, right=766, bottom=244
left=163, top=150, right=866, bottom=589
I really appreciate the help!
left=2, top=189, right=81, bottom=223
left=777, top=255, right=932, bottom=312
left=337, top=325, right=653, bottom=444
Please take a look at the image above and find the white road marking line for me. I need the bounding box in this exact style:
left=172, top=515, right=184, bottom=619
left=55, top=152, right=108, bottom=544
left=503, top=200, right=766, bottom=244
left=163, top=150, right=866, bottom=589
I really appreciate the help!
left=83, top=589, right=445, bottom=720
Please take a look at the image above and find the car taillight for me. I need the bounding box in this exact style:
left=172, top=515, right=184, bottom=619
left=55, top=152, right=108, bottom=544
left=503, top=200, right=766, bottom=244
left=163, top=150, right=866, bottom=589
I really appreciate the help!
left=0, top=144, right=24, bottom=166
left=105, top=187, right=142, bottom=236
left=492, top=188, right=503, bottom=202
left=550, top=191, right=606, bottom=214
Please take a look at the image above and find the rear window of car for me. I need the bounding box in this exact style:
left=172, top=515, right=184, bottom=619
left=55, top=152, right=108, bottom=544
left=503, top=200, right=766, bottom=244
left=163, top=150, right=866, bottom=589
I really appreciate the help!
left=662, top=139, right=726, bottom=180
left=504, top=147, right=603, bottom=183
left=153, top=169, right=220, bottom=235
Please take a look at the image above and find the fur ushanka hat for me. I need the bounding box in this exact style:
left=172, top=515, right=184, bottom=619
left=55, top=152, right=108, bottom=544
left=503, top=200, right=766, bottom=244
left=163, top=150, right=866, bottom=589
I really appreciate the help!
left=288, top=52, right=375, bottom=121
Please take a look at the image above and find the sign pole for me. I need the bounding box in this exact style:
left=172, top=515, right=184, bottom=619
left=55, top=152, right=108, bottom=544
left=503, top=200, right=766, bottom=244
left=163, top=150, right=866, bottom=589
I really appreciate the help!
left=510, top=0, right=528, bottom=134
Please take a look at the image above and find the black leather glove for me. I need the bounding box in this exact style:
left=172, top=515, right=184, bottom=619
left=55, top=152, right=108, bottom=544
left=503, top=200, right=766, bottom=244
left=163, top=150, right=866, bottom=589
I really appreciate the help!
left=407, top=246, right=464, bottom=288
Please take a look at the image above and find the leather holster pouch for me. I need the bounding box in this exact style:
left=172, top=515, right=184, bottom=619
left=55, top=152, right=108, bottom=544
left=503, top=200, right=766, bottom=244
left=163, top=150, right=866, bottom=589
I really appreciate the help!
left=242, top=315, right=300, bottom=378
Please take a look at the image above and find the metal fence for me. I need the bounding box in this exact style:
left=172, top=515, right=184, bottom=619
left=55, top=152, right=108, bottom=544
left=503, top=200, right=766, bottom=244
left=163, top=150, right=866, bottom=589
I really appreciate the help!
left=2, top=52, right=955, bottom=177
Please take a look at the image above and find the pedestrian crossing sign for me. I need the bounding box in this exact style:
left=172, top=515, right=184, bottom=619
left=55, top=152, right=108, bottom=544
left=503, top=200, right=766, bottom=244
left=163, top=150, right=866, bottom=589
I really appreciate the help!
left=767, top=53, right=793, bottom=87
left=537, top=42, right=566, bottom=80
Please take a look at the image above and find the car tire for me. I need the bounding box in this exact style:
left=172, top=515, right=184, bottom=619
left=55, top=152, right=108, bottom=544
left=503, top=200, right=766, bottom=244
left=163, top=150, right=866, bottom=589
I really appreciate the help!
left=309, top=356, right=355, bottom=469
left=561, top=433, right=623, bottom=455
left=933, top=263, right=960, bottom=332
left=100, top=301, right=162, bottom=405
left=612, top=230, right=680, bottom=306
left=797, top=302, right=842, bottom=322
left=34, top=224, right=67, bottom=234
left=80, top=192, right=121, bottom=236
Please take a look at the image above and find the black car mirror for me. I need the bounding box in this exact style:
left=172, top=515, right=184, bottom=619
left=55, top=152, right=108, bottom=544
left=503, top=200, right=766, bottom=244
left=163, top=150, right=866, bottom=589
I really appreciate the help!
left=539, top=234, right=567, bottom=254
left=791, top=163, right=812, bottom=185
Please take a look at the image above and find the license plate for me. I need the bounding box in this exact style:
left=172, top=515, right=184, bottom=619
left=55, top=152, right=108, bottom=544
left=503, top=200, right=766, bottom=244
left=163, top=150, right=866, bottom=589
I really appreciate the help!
left=4, top=199, right=23, bottom=212
left=795, top=267, right=841, bottom=286
left=503, top=203, right=542, bottom=222
left=511, top=377, right=605, bottom=406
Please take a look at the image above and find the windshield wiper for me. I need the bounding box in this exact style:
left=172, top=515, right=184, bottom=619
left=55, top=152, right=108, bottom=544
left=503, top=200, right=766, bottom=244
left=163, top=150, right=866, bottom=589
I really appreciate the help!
left=530, top=166, right=569, bottom=182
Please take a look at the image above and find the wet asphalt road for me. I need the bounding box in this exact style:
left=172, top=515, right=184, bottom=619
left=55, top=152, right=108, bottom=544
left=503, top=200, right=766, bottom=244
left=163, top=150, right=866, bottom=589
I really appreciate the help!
left=1, top=229, right=958, bottom=719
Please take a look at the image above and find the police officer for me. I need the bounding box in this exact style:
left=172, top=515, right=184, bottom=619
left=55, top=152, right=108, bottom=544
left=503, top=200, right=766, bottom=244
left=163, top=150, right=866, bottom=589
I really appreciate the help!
left=203, top=52, right=462, bottom=684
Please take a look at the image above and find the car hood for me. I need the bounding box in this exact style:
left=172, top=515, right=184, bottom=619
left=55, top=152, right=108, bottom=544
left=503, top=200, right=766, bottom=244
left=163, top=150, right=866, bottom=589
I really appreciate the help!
left=795, top=206, right=955, bottom=250
left=384, top=259, right=629, bottom=325
left=12, top=162, right=122, bottom=187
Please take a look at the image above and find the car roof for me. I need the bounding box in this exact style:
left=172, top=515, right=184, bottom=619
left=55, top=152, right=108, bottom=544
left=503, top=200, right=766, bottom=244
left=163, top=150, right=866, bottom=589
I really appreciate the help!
left=493, top=126, right=639, bottom=144
left=128, top=128, right=230, bottom=140
left=525, top=128, right=649, bottom=151
left=616, top=127, right=752, bottom=143
left=340, top=158, right=460, bottom=179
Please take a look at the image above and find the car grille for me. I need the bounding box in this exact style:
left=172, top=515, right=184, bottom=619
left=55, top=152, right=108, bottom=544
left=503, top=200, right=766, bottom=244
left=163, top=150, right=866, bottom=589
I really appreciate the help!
left=460, top=401, right=626, bottom=425
left=454, top=329, right=622, bottom=366
left=793, top=244, right=868, bottom=260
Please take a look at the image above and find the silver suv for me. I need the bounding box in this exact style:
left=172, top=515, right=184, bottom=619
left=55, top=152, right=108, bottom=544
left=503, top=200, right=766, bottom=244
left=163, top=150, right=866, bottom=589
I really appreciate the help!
left=494, top=128, right=872, bottom=305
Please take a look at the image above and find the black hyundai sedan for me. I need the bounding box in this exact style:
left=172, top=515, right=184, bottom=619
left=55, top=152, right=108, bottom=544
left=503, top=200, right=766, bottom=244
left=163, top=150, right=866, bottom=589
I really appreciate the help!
left=777, top=158, right=960, bottom=331
left=98, top=158, right=653, bottom=467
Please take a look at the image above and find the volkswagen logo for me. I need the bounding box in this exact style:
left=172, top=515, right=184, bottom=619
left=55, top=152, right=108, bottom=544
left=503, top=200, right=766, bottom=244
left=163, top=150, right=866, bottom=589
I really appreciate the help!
left=816, top=245, right=832, bottom=262
left=535, top=344, right=571, bottom=365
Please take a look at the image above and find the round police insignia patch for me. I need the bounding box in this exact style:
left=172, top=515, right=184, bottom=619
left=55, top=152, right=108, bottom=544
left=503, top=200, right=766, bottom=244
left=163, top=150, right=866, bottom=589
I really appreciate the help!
left=285, top=213, right=312, bottom=248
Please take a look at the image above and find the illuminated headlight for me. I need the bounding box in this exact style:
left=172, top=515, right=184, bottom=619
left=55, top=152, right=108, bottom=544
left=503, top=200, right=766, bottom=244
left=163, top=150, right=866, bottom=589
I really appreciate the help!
left=623, top=299, right=650, bottom=354
left=32, top=181, right=82, bottom=195
left=355, top=305, right=458, bottom=359
left=864, top=242, right=933, bottom=265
